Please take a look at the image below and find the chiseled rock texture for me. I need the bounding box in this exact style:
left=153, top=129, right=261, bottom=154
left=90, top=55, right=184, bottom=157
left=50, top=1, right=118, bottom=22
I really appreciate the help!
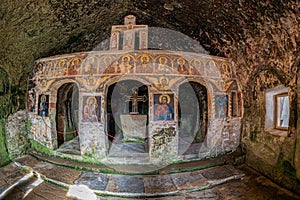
left=5, top=110, right=29, bottom=159
left=0, top=0, right=299, bottom=194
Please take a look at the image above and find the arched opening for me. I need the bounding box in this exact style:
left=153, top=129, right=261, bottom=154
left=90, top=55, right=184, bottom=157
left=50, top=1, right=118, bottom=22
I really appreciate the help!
left=56, top=83, right=79, bottom=150
left=106, top=79, right=149, bottom=156
left=178, top=81, right=208, bottom=156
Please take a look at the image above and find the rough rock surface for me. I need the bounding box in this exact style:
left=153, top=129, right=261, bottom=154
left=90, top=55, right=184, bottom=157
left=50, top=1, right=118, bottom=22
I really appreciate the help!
left=0, top=0, right=300, bottom=193
left=5, top=110, right=29, bottom=159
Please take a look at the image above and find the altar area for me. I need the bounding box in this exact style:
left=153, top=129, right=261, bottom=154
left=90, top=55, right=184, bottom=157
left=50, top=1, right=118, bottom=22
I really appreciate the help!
left=27, top=15, right=243, bottom=165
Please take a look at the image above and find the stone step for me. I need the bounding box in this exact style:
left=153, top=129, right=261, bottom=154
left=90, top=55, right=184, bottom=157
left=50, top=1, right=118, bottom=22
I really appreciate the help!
left=9, top=155, right=245, bottom=199
left=0, top=162, right=44, bottom=200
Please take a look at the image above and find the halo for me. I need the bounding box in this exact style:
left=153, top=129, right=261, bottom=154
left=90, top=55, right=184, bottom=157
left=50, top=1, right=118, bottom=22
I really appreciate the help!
left=159, top=56, right=167, bottom=64
left=71, top=57, right=80, bottom=65
left=192, top=58, right=201, bottom=66
left=59, top=59, right=66, bottom=68
left=159, top=77, right=169, bottom=85
left=41, top=94, right=47, bottom=102
left=159, top=94, right=171, bottom=104
left=47, top=61, right=53, bottom=70
left=87, top=56, right=95, bottom=64
left=37, top=63, right=43, bottom=69
left=122, top=55, right=130, bottom=62
left=86, top=96, right=97, bottom=106
left=177, top=57, right=185, bottom=64
left=140, top=54, right=149, bottom=62
left=104, top=56, right=112, bottom=65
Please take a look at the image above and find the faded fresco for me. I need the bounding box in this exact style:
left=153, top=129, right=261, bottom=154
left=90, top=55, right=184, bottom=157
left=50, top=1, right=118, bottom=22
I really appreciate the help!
left=38, top=94, right=49, bottom=117
left=27, top=15, right=242, bottom=163
left=215, top=95, right=228, bottom=118
left=82, top=96, right=101, bottom=122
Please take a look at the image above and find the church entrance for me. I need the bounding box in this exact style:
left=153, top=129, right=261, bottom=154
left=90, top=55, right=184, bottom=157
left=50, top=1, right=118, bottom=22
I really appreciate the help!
left=55, top=83, right=79, bottom=152
left=106, top=80, right=149, bottom=156
left=178, top=81, right=208, bottom=156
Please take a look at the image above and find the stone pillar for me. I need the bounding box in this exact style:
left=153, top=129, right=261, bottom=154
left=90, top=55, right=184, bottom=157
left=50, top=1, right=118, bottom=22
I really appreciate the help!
left=79, top=123, right=107, bottom=158
left=149, top=121, right=178, bottom=163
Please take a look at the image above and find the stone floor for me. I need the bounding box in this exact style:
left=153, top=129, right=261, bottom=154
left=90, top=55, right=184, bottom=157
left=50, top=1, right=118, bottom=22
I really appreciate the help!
left=108, top=142, right=148, bottom=155
left=1, top=153, right=300, bottom=199
left=56, top=137, right=81, bottom=156
left=56, top=136, right=151, bottom=158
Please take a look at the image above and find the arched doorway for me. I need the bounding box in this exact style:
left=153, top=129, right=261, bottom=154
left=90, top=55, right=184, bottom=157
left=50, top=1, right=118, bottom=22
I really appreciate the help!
left=106, top=79, right=149, bottom=155
left=56, top=83, right=79, bottom=149
left=178, top=81, right=208, bottom=156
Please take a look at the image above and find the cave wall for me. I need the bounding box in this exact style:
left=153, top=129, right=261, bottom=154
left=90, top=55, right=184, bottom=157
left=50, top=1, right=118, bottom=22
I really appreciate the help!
left=0, top=0, right=300, bottom=192
left=227, top=4, right=300, bottom=193
left=241, top=68, right=300, bottom=192
left=0, top=121, right=10, bottom=166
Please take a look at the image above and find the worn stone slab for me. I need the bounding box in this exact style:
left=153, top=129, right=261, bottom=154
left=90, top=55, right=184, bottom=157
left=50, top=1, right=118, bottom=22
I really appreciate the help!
left=120, top=114, right=147, bottom=138
left=32, top=162, right=54, bottom=170
left=23, top=182, right=75, bottom=200
left=109, top=142, right=147, bottom=155
left=110, top=175, right=144, bottom=193
left=16, top=156, right=81, bottom=184
left=171, top=171, right=205, bottom=190
left=74, top=172, right=109, bottom=191
left=201, top=165, right=233, bottom=180
left=15, top=155, right=41, bottom=168
left=56, top=137, right=81, bottom=155
left=0, top=162, right=27, bottom=185
left=0, top=162, right=29, bottom=198
left=143, top=175, right=177, bottom=193
left=185, top=189, right=219, bottom=200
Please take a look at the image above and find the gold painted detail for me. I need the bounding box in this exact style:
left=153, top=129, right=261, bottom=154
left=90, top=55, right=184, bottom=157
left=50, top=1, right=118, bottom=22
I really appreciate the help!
left=33, top=52, right=234, bottom=80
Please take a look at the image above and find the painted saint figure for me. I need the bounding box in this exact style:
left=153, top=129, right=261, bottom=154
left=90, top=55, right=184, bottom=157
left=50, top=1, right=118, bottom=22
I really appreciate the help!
left=177, top=58, right=188, bottom=74
left=215, top=95, right=228, bottom=118
left=83, top=96, right=98, bottom=122
left=39, top=94, right=48, bottom=117
left=110, top=32, right=119, bottom=50
left=119, top=55, right=132, bottom=73
left=157, top=57, right=171, bottom=73
left=137, top=55, right=152, bottom=73
left=154, top=94, right=174, bottom=120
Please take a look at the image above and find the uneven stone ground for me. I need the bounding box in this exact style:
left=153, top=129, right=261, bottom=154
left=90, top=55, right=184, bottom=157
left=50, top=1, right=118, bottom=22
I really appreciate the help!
left=0, top=154, right=300, bottom=200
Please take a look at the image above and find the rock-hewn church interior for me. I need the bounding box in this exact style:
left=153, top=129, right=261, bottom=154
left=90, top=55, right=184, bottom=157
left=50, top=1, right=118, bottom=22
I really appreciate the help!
left=0, top=1, right=300, bottom=199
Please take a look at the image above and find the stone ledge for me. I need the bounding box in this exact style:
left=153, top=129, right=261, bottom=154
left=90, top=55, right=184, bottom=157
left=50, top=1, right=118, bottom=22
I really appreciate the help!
left=11, top=157, right=245, bottom=199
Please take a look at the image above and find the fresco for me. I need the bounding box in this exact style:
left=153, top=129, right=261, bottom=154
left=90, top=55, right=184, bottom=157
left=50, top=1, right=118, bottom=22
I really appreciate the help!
left=215, top=95, right=228, bottom=118
left=38, top=94, right=49, bottom=117
left=82, top=96, right=101, bottom=122
left=153, top=94, right=174, bottom=121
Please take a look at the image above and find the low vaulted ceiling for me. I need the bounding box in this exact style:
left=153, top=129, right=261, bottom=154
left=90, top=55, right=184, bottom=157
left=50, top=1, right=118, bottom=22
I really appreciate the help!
left=0, top=0, right=299, bottom=88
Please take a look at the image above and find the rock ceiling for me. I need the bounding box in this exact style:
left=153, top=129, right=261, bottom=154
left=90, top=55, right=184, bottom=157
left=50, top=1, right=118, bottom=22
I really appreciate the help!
left=0, top=0, right=299, bottom=88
